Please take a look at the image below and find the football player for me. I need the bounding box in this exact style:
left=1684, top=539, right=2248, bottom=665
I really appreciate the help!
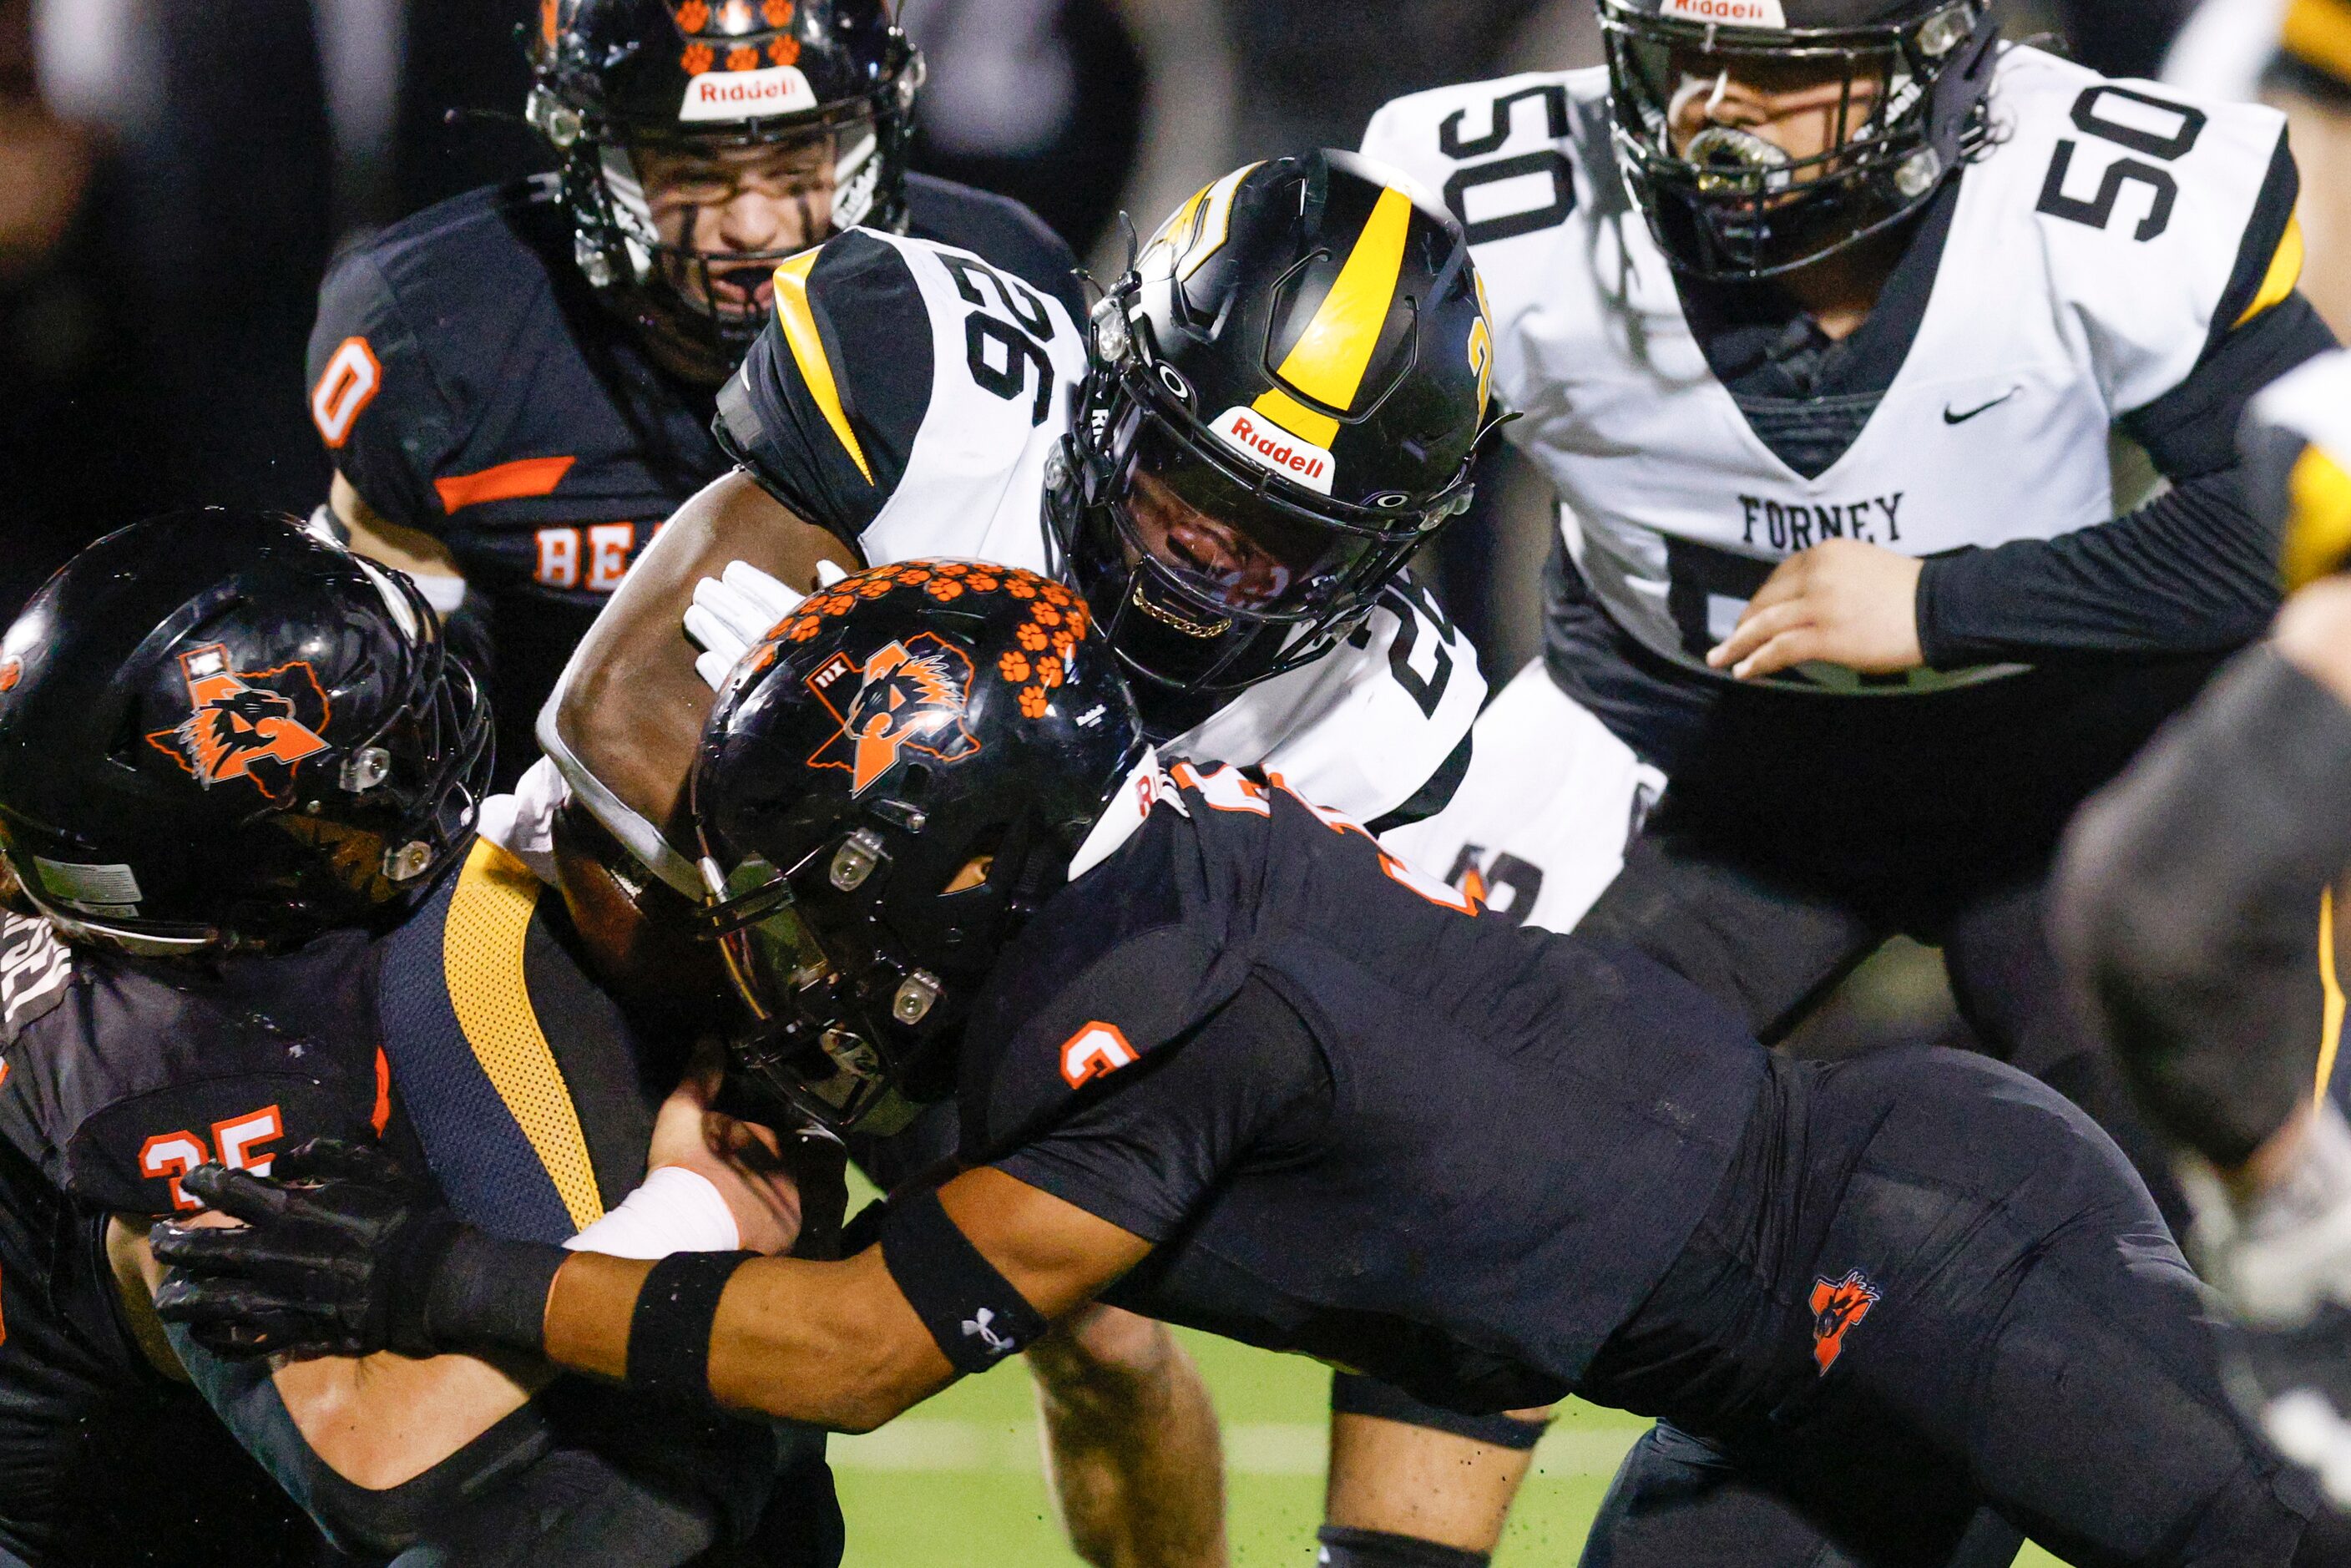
left=515, top=149, right=1494, bottom=1568
left=154, top=569, right=2351, bottom=1568
left=2055, top=348, right=2351, bottom=1502
left=309, top=0, right=1081, bottom=789
left=0, top=512, right=839, bottom=1565
left=1351, top=2, right=2339, bottom=1555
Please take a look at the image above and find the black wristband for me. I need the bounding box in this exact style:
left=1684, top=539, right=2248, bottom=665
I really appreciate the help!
left=877, top=1187, right=1048, bottom=1374
left=1331, top=1371, right=1551, bottom=1451
left=625, top=1251, right=758, bottom=1404
left=1315, top=1525, right=1492, bottom=1568
left=420, top=1229, right=569, bottom=1356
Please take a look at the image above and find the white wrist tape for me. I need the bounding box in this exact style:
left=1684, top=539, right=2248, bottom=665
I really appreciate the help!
left=564, top=1165, right=742, bottom=1260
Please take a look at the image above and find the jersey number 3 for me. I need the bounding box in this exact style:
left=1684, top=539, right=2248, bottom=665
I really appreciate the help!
left=138, top=1105, right=283, bottom=1212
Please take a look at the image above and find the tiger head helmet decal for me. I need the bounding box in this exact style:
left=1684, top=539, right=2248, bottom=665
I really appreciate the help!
left=806, top=633, right=982, bottom=794
left=145, top=644, right=333, bottom=802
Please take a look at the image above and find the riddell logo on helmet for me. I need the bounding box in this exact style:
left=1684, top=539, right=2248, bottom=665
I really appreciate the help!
left=679, top=64, right=817, bottom=122
left=1661, top=0, right=1789, bottom=23
left=1209, top=407, right=1337, bottom=496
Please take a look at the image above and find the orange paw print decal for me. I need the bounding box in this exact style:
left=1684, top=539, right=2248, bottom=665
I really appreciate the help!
left=675, top=0, right=710, bottom=30
left=769, top=35, right=799, bottom=64
left=1007, top=578, right=1039, bottom=599
left=681, top=42, right=715, bottom=72
left=999, top=650, right=1030, bottom=683
left=1035, top=656, right=1064, bottom=689
left=1019, top=686, right=1050, bottom=719
left=926, top=578, right=965, bottom=601
left=1016, top=621, right=1049, bottom=651
left=726, top=44, right=759, bottom=69
left=762, top=0, right=793, bottom=25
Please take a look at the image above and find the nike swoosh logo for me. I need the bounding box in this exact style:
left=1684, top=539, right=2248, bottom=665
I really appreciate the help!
left=1944, top=390, right=2020, bottom=425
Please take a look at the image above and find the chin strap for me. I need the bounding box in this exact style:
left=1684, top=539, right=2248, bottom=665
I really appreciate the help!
left=532, top=681, right=705, bottom=902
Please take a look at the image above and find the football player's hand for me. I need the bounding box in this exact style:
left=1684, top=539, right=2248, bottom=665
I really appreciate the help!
left=649, top=1055, right=847, bottom=1258
left=150, top=1140, right=464, bottom=1361
left=1708, top=539, right=1924, bottom=681
left=683, top=559, right=850, bottom=691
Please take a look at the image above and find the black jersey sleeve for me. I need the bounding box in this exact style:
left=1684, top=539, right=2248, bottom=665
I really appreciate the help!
left=715, top=231, right=938, bottom=549
left=307, top=247, right=467, bottom=529
left=992, top=977, right=1332, bottom=1242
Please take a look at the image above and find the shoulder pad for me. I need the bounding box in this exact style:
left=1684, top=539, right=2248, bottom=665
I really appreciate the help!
left=306, top=184, right=568, bottom=526
left=1362, top=71, right=1611, bottom=244
left=1985, top=46, right=2293, bottom=412
left=716, top=229, right=1084, bottom=554
left=961, top=796, right=1252, bottom=1155
left=1168, top=576, right=1484, bottom=825
left=0, top=912, right=73, bottom=1044
left=906, top=174, right=1087, bottom=324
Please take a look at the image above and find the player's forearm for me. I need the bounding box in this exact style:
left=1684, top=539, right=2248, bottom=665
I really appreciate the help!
left=544, top=1247, right=952, bottom=1430
left=1915, top=464, right=2280, bottom=666
left=2055, top=640, right=2351, bottom=1164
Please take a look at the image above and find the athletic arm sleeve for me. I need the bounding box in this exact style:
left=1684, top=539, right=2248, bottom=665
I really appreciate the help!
left=990, top=978, right=1331, bottom=1243
left=2054, top=645, right=2351, bottom=1165
left=1914, top=137, right=2338, bottom=666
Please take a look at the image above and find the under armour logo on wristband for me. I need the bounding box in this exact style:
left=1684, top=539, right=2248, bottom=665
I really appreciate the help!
left=961, top=1308, right=1016, bottom=1358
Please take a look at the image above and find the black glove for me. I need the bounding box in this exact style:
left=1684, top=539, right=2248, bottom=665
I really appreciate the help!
left=153, top=1138, right=475, bottom=1361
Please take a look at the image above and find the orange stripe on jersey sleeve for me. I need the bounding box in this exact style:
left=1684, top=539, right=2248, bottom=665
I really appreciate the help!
left=433, top=455, right=578, bottom=514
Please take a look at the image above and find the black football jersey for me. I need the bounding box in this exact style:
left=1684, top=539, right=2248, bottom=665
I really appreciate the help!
left=0, top=844, right=824, bottom=1560
left=959, top=764, right=1768, bottom=1414
left=0, top=913, right=379, bottom=1565
left=306, top=173, right=1084, bottom=615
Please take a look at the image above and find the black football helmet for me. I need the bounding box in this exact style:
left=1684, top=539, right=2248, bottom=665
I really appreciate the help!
left=1600, top=0, right=1999, bottom=278
left=0, top=511, right=491, bottom=958
left=1048, top=152, right=1500, bottom=708
left=692, top=560, right=1145, bottom=1133
left=528, top=0, right=923, bottom=365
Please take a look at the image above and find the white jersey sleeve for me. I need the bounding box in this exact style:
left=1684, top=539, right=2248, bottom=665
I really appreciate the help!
left=715, top=228, right=1087, bottom=574
left=1165, top=578, right=1485, bottom=826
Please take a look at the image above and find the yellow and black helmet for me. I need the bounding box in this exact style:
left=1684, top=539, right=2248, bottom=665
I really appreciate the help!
left=1048, top=151, right=1500, bottom=705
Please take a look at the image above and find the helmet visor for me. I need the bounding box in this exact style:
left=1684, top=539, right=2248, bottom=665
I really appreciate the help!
left=1106, top=401, right=1439, bottom=624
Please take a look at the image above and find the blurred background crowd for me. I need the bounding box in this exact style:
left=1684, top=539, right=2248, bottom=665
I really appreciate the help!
left=6, top=0, right=2338, bottom=644
left=0, top=0, right=2338, bottom=705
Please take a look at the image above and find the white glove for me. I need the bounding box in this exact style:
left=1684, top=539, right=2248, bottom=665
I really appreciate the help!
left=684, top=559, right=850, bottom=691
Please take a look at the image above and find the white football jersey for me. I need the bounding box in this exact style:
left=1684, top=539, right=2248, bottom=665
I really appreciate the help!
left=1363, top=46, right=2293, bottom=693
left=715, top=225, right=1484, bottom=823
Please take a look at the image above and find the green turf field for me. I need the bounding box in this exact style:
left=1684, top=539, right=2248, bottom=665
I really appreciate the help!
left=832, top=1327, right=2071, bottom=1566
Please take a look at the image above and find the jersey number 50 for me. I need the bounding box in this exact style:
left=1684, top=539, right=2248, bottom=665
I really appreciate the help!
left=2035, top=85, right=2207, bottom=243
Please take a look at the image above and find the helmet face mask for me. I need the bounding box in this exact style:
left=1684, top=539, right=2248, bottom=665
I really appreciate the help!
left=531, top=0, right=923, bottom=373
left=1052, top=154, right=1496, bottom=710
left=690, top=562, right=1148, bottom=1134
left=1600, top=0, right=1996, bottom=279
left=0, top=513, right=493, bottom=959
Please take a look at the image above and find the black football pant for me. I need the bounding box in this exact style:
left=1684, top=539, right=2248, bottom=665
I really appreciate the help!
left=1578, top=810, right=2187, bottom=1234
left=1574, top=1049, right=2346, bottom=1568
